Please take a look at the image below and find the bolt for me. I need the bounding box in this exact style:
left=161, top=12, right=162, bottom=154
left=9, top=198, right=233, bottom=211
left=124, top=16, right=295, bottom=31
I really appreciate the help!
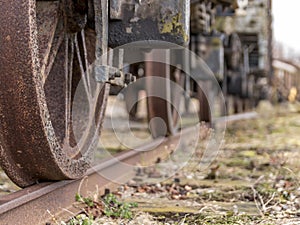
left=114, top=70, right=122, bottom=78
left=124, top=73, right=136, bottom=85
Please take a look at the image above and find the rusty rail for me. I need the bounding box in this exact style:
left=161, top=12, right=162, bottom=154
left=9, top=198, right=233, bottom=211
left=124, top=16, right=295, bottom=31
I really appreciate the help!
left=215, top=111, right=258, bottom=123
left=0, top=129, right=188, bottom=225
left=0, top=112, right=258, bottom=225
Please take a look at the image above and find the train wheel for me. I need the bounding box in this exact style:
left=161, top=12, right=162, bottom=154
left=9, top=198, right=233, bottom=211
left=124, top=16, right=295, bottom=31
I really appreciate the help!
left=0, top=1, right=109, bottom=187
left=145, top=52, right=184, bottom=138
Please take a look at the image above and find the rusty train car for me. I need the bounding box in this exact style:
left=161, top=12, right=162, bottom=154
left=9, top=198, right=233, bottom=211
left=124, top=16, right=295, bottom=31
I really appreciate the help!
left=273, top=59, right=300, bottom=102
left=0, top=0, right=190, bottom=188
left=0, top=0, right=272, bottom=187
left=124, top=0, right=273, bottom=120
left=190, top=0, right=272, bottom=113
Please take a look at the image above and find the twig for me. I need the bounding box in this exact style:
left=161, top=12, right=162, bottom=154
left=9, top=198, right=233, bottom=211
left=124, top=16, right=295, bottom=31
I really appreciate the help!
left=251, top=186, right=264, bottom=217
left=253, top=175, right=265, bottom=185
left=60, top=207, right=76, bottom=217
left=77, top=176, right=88, bottom=196
left=179, top=214, right=188, bottom=225
left=264, top=192, right=276, bottom=209
left=198, top=205, right=218, bottom=213
left=251, top=185, right=277, bottom=216
left=46, top=209, right=60, bottom=225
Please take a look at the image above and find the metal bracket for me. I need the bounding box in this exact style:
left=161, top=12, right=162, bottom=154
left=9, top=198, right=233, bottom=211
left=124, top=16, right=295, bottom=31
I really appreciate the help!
left=94, top=65, right=136, bottom=87
left=93, top=46, right=136, bottom=86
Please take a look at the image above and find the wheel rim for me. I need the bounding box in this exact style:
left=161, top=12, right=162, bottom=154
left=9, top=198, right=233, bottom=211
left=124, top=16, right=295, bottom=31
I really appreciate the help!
left=0, top=0, right=109, bottom=187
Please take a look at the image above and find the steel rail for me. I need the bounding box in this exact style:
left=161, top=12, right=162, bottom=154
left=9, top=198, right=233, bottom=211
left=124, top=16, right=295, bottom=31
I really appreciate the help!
left=0, top=112, right=258, bottom=225
left=214, top=111, right=258, bottom=123
left=0, top=127, right=192, bottom=225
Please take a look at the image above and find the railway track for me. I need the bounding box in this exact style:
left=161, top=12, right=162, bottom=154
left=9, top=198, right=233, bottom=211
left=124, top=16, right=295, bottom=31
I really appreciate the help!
left=0, top=112, right=258, bottom=225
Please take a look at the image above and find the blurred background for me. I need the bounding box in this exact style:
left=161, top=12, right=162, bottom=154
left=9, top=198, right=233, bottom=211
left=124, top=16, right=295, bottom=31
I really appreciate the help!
left=273, top=0, right=300, bottom=60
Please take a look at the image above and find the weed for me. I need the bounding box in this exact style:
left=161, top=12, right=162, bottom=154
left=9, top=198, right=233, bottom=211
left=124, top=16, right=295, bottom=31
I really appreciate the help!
left=75, top=193, right=94, bottom=207
left=102, top=193, right=138, bottom=219
left=62, top=214, right=94, bottom=225
left=70, top=193, right=137, bottom=223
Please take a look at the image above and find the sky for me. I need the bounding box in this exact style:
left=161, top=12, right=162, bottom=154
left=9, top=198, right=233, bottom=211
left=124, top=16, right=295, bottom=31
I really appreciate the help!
left=272, top=0, right=300, bottom=53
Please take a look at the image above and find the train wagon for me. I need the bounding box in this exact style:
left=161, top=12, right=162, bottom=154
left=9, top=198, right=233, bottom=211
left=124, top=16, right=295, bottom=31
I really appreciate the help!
left=0, top=0, right=272, bottom=188
left=0, top=0, right=190, bottom=187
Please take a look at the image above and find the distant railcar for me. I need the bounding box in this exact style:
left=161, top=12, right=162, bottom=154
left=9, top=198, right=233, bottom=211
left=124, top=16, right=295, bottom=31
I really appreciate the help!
left=273, top=59, right=300, bottom=102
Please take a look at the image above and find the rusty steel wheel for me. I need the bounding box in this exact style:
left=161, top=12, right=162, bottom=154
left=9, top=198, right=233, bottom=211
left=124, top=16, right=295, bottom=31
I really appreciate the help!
left=0, top=1, right=109, bottom=187
left=145, top=51, right=184, bottom=138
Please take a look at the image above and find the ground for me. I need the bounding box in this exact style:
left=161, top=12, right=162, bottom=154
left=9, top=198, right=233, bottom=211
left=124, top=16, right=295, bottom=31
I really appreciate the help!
left=1, top=101, right=300, bottom=224
left=93, top=101, right=300, bottom=224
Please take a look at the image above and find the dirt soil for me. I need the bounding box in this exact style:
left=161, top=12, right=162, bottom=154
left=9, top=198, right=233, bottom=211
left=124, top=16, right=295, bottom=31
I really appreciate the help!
left=2, top=101, right=300, bottom=224
left=111, top=102, right=300, bottom=225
